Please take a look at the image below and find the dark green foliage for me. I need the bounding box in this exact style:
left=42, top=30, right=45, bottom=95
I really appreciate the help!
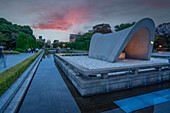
left=15, top=32, right=37, bottom=52
left=154, top=36, right=170, bottom=50
left=36, top=40, right=44, bottom=49
left=65, top=33, right=92, bottom=50
left=75, top=33, right=92, bottom=42
left=0, top=18, right=34, bottom=49
left=114, top=22, right=136, bottom=32
left=0, top=32, right=9, bottom=45
left=52, top=40, right=59, bottom=48
left=15, top=33, right=28, bottom=51
left=45, top=43, right=50, bottom=48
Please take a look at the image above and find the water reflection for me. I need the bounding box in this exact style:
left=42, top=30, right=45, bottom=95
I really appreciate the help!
left=47, top=54, right=51, bottom=58
left=114, top=88, right=170, bottom=113
left=43, top=53, right=53, bottom=59
left=54, top=60, right=170, bottom=113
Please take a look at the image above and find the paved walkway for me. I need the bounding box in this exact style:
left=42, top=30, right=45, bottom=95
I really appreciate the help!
left=152, top=52, right=170, bottom=57
left=19, top=54, right=80, bottom=113
left=0, top=53, right=36, bottom=73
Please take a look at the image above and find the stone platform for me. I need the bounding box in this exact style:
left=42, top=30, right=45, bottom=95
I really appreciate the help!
left=54, top=54, right=170, bottom=96
left=63, top=56, right=168, bottom=69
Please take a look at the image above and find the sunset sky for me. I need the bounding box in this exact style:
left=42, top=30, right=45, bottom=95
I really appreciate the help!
left=0, top=0, right=170, bottom=42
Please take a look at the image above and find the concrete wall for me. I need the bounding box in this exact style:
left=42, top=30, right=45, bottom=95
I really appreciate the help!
left=124, top=27, right=150, bottom=59
left=54, top=55, right=170, bottom=96
left=89, top=18, right=155, bottom=62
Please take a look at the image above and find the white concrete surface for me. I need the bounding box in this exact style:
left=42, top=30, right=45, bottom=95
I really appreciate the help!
left=63, top=56, right=168, bottom=69
left=89, top=18, right=155, bottom=62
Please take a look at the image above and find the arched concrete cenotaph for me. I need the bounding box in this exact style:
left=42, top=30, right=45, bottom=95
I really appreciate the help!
left=89, top=18, right=155, bottom=62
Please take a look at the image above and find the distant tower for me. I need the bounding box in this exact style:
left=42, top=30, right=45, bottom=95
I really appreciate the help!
left=38, top=36, right=45, bottom=43
left=39, top=36, right=42, bottom=40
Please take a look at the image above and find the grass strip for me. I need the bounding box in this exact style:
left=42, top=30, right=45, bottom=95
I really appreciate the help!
left=0, top=50, right=43, bottom=96
left=4, top=51, right=20, bottom=54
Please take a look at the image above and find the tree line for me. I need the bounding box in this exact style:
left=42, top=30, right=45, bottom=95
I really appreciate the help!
left=0, top=18, right=44, bottom=51
left=0, top=18, right=35, bottom=49
left=52, top=33, right=92, bottom=51
left=15, top=33, right=45, bottom=52
left=15, top=33, right=36, bottom=52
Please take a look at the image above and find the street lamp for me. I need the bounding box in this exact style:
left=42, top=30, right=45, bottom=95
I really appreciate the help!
left=63, top=43, right=65, bottom=47
left=159, top=45, right=162, bottom=48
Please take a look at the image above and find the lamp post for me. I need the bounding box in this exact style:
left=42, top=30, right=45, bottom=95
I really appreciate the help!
left=62, top=43, right=65, bottom=48
left=158, top=45, right=162, bottom=51
left=159, top=45, right=162, bottom=48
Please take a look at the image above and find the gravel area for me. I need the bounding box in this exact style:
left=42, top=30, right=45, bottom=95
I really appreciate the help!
left=62, top=56, right=169, bottom=69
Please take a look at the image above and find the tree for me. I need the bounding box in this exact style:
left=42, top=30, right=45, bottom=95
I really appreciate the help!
left=93, top=24, right=112, bottom=34
left=114, top=22, right=136, bottom=32
left=155, top=22, right=170, bottom=50
left=0, top=18, right=35, bottom=49
left=36, top=40, right=44, bottom=49
left=15, top=32, right=29, bottom=52
left=75, top=33, right=92, bottom=42
left=65, top=32, right=92, bottom=50
left=0, top=32, right=9, bottom=46
left=53, top=40, right=59, bottom=48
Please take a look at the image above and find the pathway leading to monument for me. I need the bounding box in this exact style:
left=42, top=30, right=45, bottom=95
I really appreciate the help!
left=18, top=54, right=80, bottom=113
left=0, top=53, right=36, bottom=73
left=152, top=52, right=170, bottom=57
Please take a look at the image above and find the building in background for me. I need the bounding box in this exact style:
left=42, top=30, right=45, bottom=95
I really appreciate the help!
left=39, top=36, right=45, bottom=43
left=46, top=40, right=53, bottom=48
left=88, top=30, right=95, bottom=33
left=69, top=33, right=81, bottom=43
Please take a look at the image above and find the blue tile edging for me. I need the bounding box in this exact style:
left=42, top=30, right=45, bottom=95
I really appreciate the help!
left=114, top=88, right=170, bottom=113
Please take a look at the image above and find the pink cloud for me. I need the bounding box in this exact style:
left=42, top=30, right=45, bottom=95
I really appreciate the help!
left=31, top=5, right=91, bottom=32
left=144, top=1, right=168, bottom=8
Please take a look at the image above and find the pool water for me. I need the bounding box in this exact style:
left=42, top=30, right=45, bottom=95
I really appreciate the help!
left=114, top=88, right=170, bottom=113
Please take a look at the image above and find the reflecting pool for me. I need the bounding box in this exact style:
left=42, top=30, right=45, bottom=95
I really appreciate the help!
left=18, top=54, right=170, bottom=113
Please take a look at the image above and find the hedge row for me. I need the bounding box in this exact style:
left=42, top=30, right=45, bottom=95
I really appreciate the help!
left=4, top=51, right=20, bottom=54
left=0, top=50, right=43, bottom=96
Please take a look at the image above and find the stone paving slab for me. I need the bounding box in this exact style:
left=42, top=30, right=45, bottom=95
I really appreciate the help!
left=0, top=53, right=36, bottom=73
left=151, top=52, right=170, bottom=57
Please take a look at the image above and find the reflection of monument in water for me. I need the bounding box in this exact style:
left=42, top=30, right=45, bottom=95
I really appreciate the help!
left=54, top=18, right=170, bottom=97
left=47, top=54, right=51, bottom=58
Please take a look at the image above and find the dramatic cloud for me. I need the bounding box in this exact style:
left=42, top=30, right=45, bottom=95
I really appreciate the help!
left=30, top=0, right=170, bottom=32
left=31, top=1, right=93, bottom=32
left=0, top=0, right=170, bottom=41
left=31, top=6, right=91, bottom=31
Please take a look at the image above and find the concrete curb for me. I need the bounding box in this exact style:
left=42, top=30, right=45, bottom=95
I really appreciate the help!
left=0, top=51, right=44, bottom=113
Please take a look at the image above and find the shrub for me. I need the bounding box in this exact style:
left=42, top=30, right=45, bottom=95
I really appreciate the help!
left=4, top=51, right=20, bottom=54
left=15, top=48, right=25, bottom=52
